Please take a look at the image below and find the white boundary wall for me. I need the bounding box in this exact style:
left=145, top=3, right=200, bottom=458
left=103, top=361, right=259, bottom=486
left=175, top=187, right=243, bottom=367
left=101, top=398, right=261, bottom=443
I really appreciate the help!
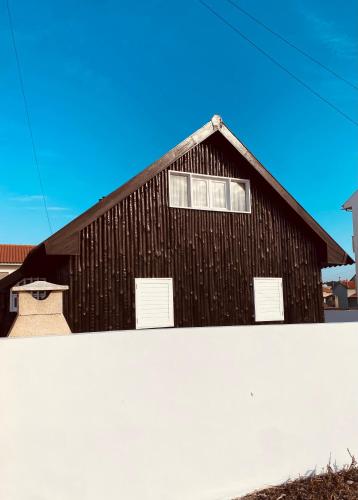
left=1, top=322, right=358, bottom=500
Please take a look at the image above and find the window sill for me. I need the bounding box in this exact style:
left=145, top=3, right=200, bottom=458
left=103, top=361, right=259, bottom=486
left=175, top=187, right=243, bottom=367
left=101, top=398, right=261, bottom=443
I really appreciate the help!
left=169, top=205, right=251, bottom=214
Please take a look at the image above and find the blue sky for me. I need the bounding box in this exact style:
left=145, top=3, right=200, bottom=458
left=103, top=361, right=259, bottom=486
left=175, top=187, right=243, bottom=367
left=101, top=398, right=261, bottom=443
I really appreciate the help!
left=0, top=0, right=357, bottom=281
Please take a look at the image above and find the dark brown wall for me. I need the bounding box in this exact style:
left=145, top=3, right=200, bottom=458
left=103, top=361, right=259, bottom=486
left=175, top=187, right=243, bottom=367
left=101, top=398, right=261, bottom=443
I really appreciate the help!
left=47, top=133, right=324, bottom=333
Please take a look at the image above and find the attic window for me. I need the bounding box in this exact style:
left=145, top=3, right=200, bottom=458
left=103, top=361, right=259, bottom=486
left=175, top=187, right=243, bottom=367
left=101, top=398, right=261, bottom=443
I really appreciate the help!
left=169, top=172, right=189, bottom=207
left=169, top=171, right=251, bottom=213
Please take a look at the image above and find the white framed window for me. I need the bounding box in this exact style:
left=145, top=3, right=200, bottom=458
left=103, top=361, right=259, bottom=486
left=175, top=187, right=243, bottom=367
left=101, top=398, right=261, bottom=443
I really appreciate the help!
left=135, top=278, right=174, bottom=329
left=210, top=179, right=227, bottom=209
left=192, top=177, right=209, bottom=208
left=169, top=172, right=190, bottom=208
left=231, top=180, right=247, bottom=212
left=10, top=277, right=46, bottom=312
left=253, top=277, right=284, bottom=322
left=169, top=171, right=251, bottom=213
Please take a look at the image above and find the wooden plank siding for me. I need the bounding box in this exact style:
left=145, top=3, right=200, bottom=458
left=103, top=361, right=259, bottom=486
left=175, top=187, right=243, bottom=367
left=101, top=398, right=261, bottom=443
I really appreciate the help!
left=44, top=133, right=324, bottom=333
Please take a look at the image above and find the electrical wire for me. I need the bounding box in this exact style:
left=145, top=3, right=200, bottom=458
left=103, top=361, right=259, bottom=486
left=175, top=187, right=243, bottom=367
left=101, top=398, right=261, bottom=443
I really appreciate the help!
left=6, top=0, right=53, bottom=233
left=224, top=0, right=358, bottom=91
left=199, top=0, right=358, bottom=126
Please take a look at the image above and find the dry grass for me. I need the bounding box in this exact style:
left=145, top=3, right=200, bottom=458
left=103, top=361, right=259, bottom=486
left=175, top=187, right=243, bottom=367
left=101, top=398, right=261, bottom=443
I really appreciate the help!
left=237, top=455, right=358, bottom=500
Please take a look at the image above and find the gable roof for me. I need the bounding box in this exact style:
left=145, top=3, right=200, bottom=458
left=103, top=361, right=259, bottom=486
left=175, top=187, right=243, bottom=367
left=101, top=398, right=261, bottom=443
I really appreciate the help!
left=8, top=115, right=355, bottom=270
left=0, top=244, right=35, bottom=264
left=338, top=280, right=356, bottom=290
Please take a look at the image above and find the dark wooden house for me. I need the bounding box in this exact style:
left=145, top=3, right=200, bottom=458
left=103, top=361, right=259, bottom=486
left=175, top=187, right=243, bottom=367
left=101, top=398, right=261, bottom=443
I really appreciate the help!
left=0, top=116, right=353, bottom=335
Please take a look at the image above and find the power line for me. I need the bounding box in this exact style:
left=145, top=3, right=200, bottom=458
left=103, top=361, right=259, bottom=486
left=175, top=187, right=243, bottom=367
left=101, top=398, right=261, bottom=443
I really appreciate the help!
left=224, top=0, right=358, bottom=91
left=199, top=0, right=358, bottom=126
left=6, top=0, right=53, bottom=233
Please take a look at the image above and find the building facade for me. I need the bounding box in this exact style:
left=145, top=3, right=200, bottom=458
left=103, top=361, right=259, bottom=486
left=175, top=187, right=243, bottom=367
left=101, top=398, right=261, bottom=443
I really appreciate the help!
left=0, top=244, right=34, bottom=280
left=332, top=280, right=357, bottom=309
left=343, top=191, right=358, bottom=306
left=0, top=117, right=353, bottom=335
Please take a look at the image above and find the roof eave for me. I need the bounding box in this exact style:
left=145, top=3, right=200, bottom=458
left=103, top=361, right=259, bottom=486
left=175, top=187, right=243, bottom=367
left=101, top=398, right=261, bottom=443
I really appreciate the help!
left=324, top=251, right=354, bottom=268
left=44, top=117, right=220, bottom=256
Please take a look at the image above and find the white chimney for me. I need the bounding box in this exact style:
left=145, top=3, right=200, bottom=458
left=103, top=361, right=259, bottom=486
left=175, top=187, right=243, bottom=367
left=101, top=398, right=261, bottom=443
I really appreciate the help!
left=8, top=281, right=71, bottom=337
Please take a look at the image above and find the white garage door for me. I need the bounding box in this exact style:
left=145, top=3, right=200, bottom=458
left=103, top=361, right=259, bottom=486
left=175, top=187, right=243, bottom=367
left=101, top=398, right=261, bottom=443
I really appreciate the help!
left=135, top=278, right=174, bottom=329
left=253, top=277, right=284, bottom=322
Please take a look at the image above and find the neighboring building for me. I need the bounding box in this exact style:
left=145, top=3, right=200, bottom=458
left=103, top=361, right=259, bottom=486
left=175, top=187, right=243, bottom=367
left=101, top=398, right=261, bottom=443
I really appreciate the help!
left=0, top=244, right=35, bottom=280
left=0, top=116, right=353, bottom=335
left=348, top=292, right=357, bottom=309
left=332, top=280, right=357, bottom=309
left=343, top=190, right=358, bottom=305
left=322, top=284, right=337, bottom=309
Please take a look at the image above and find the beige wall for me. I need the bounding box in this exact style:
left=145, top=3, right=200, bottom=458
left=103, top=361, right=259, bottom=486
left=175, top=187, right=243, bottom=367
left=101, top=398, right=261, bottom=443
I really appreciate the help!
left=8, top=290, right=71, bottom=337
left=1, top=323, right=358, bottom=500
left=0, top=263, right=20, bottom=279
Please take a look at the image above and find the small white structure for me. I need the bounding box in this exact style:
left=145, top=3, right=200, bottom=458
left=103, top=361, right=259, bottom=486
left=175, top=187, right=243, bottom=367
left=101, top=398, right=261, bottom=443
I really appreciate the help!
left=135, top=278, right=174, bottom=329
left=253, top=277, right=284, bottom=322
left=343, top=190, right=358, bottom=304
left=8, top=281, right=71, bottom=337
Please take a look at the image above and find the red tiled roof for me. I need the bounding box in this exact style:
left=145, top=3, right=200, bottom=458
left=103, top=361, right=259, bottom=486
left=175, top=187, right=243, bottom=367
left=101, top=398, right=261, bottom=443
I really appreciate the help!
left=340, top=280, right=356, bottom=290
left=0, top=244, right=35, bottom=264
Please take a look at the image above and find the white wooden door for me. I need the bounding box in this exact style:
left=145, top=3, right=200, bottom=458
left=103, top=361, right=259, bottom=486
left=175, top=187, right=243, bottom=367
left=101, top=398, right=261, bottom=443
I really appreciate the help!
left=253, top=277, right=284, bottom=322
left=135, top=278, right=174, bottom=329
